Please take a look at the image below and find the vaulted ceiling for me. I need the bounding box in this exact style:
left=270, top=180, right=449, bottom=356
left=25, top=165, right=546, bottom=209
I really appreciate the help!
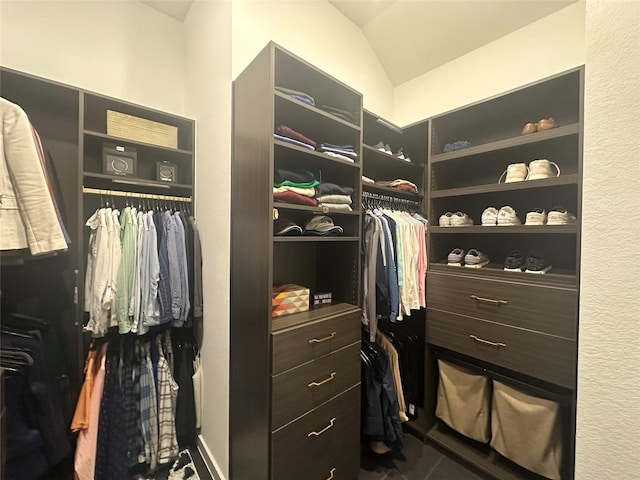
left=143, top=0, right=576, bottom=86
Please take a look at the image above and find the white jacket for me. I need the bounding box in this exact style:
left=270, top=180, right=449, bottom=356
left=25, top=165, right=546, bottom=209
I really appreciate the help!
left=0, top=97, right=67, bottom=255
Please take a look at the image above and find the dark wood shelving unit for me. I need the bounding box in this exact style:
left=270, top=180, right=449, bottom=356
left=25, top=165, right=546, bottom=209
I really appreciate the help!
left=275, top=90, right=360, bottom=131
left=431, top=174, right=579, bottom=198
left=273, top=236, right=359, bottom=243
left=362, top=182, right=423, bottom=200
left=84, top=129, right=193, bottom=156
left=362, top=144, right=423, bottom=170
left=83, top=172, right=193, bottom=190
left=430, top=225, right=578, bottom=234
left=274, top=139, right=361, bottom=168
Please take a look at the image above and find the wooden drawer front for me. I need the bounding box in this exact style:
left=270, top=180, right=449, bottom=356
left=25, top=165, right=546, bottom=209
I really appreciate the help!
left=427, top=309, right=576, bottom=388
left=427, top=272, right=577, bottom=339
left=272, top=310, right=361, bottom=374
left=272, top=342, right=360, bottom=430
left=272, top=385, right=360, bottom=480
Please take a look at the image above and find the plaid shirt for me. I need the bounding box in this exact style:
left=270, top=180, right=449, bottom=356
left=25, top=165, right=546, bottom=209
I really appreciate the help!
left=156, top=336, right=179, bottom=464
left=139, top=342, right=159, bottom=470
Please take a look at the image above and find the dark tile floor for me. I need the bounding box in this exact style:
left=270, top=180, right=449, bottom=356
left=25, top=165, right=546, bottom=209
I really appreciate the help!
left=360, top=432, right=486, bottom=480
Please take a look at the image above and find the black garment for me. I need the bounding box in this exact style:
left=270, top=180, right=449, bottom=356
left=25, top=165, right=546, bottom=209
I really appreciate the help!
left=273, top=168, right=316, bottom=185
left=315, top=182, right=354, bottom=196
left=360, top=339, right=403, bottom=451
left=122, top=338, right=143, bottom=468
left=172, top=329, right=197, bottom=449
left=375, top=239, right=391, bottom=320
left=182, top=211, right=195, bottom=329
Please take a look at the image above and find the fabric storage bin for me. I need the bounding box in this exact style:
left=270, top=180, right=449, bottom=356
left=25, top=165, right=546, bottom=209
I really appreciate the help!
left=435, top=359, right=491, bottom=443
left=491, top=380, right=563, bottom=480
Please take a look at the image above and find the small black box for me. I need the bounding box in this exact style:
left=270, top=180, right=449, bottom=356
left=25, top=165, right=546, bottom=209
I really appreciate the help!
left=102, top=143, right=137, bottom=176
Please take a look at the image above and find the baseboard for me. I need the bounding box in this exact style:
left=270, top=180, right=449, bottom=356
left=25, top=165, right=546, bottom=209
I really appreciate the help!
left=195, top=435, right=225, bottom=480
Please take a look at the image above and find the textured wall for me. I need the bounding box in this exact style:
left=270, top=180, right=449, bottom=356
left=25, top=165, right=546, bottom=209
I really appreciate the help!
left=576, top=1, right=640, bottom=478
left=184, top=1, right=232, bottom=479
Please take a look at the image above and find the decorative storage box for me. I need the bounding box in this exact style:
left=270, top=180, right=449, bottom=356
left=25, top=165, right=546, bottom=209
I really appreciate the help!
left=272, top=284, right=310, bottom=317
left=435, top=359, right=492, bottom=443
left=107, top=110, right=178, bottom=149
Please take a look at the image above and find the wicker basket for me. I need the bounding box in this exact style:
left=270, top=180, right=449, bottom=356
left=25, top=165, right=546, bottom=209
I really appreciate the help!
left=107, top=110, right=178, bottom=149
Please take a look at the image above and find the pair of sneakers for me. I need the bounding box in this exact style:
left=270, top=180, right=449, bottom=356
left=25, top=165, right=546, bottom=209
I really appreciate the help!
left=440, top=211, right=473, bottom=227
left=447, top=248, right=489, bottom=268
left=504, top=250, right=552, bottom=274
left=498, top=159, right=560, bottom=183
left=525, top=206, right=577, bottom=225
left=482, top=206, right=521, bottom=226
left=373, top=141, right=411, bottom=162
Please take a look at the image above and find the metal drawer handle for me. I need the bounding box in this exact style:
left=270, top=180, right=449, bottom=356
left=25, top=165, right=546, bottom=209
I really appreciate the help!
left=470, top=334, right=506, bottom=348
left=326, top=467, right=336, bottom=480
left=308, top=331, right=337, bottom=344
left=308, top=371, right=337, bottom=388
left=470, top=294, right=508, bottom=306
left=308, top=417, right=336, bottom=437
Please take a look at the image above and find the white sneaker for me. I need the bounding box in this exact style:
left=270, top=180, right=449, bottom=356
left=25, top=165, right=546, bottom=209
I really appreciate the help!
left=498, top=163, right=528, bottom=183
left=525, top=208, right=547, bottom=225
left=528, top=159, right=560, bottom=181
left=497, top=206, right=521, bottom=226
left=481, top=207, right=498, bottom=226
left=450, top=211, right=474, bottom=227
left=439, top=212, right=453, bottom=226
left=547, top=206, right=577, bottom=225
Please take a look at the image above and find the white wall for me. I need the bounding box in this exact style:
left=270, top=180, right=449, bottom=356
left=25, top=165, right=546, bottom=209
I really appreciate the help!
left=184, top=1, right=232, bottom=479
left=0, top=0, right=186, bottom=115
left=394, top=2, right=586, bottom=126
left=576, top=1, right=640, bottom=478
left=231, top=0, right=395, bottom=120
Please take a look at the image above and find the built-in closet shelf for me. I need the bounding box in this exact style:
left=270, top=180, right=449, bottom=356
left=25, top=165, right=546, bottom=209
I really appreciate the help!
left=429, top=263, right=577, bottom=285
left=83, top=130, right=193, bottom=156
left=274, top=91, right=360, bottom=131
left=362, top=144, right=424, bottom=169
left=430, top=225, right=578, bottom=234
left=362, top=183, right=423, bottom=200
left=273, top=203, right=361, bottom=216
left=83, top=172, right=193, bottom=190
left=431, top=123, right=580, bottom=163
left=271, top=302, right=359, bottom=332
left=431, top=174, right=579, bottom=198
left=427, top=422, right=536, bottom=480
left=273, top=236, right=359, bottom=243
left=273, top=139, right=360, bottom=169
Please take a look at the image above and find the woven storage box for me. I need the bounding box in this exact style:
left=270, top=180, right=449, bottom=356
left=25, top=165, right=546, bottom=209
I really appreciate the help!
left=107, top=110, right=178, bottom=149
left=491, top=381, right=563, bottom=480
left=272, top=284, right=309, bottom=317
left=435, top=359, right=492, bottom=443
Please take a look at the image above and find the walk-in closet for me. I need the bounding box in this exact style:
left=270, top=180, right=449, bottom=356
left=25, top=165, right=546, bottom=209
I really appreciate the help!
left=2, top=2, right=638, bottom=480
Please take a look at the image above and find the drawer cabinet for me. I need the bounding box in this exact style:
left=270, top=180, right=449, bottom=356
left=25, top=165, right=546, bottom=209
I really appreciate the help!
left=272, top=385, right=360, bottom=480
left=272, top=342, right=360, bottom=430
left=427, top=308, right=576, bottom=388
left=272, top=306, right=361, bottom=374
left=427, top=271, right=577, bottom=339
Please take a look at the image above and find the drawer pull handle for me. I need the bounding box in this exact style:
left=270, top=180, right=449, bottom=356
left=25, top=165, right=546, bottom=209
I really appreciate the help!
left=308, top=371, right=337, bottom=388
left=308, top=331, right=337, bottom=344
left=326, top=468, right=336, bottom=480
left=308, top=417, right=336, bottom=437
left=470, top=334, right=506, bottom=348
left=470, top=294, right=508, bottom=306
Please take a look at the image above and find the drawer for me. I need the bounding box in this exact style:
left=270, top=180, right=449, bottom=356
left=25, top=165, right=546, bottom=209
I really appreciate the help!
left=427, top=271, right=577, bottom=339
left=272, top=342, right=360, bottom=430
left=427, top=309, right=576, bottom=388
left=272, top=307, right=361, bottom=374
left=272, top=384, right=360, bottom=480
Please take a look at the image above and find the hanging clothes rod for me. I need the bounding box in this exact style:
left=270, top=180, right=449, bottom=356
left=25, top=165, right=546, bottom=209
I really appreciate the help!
left=82, top=187, right=192, bottom=203
left=362, top=190, right=422, bottom=208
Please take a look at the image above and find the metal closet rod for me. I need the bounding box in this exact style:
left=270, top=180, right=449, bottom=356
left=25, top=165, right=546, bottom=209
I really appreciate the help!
left=82, top=187, right=192, bottom=203
left=362, top=190, right=421, bottom=207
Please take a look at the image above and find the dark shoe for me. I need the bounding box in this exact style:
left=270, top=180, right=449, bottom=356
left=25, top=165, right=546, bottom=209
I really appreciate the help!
left=524, top=251, right=552, bottom=274
left=504, top=250, right=524, bottom=272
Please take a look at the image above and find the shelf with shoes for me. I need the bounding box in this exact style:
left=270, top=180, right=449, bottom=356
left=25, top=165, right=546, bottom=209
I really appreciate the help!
left=425, top=67, right=583, bottom=480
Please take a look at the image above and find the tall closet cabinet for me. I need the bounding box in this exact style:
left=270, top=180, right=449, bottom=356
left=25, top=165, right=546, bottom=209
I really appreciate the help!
left=231, top=43, right=363, bottom=479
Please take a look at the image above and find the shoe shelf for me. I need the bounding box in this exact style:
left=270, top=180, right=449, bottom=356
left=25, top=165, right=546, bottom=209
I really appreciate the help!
left=362, top=144, right=423, bottom=170
left=431, top=174, right=579, bottom=198
left=429, top=262, right=577, bottom=285
left=430, top=225, right=578, bottom=234
left=431, top=123, right=580, bottom=164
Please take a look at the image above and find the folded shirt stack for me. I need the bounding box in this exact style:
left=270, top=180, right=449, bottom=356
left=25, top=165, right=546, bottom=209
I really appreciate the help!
left=273, top=169, right=319, bottom=206
left=275, top=86, right=316, bottom=106
left=274, top=125, right=317, bottom=150
left=316, top=143, right=358, bottom=159
left=319, top=105, right=355, bottom=124
left=315, top=182, right=354, bottom=211
left=375, top=179, right=419, bottom=194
